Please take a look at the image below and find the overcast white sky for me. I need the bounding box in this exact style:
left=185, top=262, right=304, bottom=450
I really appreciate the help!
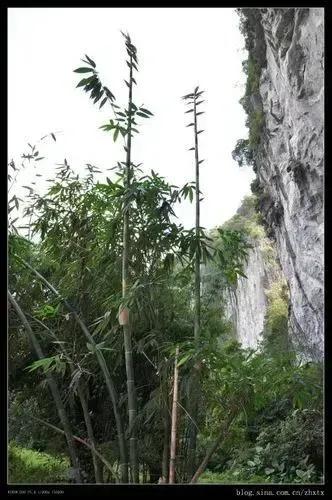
left=8, top=7, right=254, bottom=230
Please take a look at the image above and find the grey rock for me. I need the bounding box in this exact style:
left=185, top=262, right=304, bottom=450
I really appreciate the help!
left=223, top=236, right=282, bottom=349
left=252, top=8, right=324, bottom=359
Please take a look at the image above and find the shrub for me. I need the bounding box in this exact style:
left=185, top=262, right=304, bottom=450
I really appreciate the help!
left=232, top=139, right=254, bottom=167
left=262, top=280, right=289, bottom=355
left=198, top=469, right=268, bottom=484
left=246, top=56, right=261, bottom=95
left=235, top=409, right=323, bottom=483
left=8, top=391, right=50, bottom=451
left=248, top=110, right=264, bottom=147
left=222, top=195, right=265, bottom=240
left=8, top=443, right=70, bottom=483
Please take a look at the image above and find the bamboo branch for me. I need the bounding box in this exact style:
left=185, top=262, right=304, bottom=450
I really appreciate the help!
left=31, top=416, right=119, bottom=482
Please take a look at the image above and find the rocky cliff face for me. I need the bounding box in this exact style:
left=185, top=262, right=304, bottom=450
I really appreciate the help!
left=224, top=236, right=282, bottom=349
left=238, top=8, right=324, bottom=360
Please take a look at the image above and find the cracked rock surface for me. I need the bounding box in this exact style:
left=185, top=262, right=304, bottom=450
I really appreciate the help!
left=250, top=8, right=324, bottom=359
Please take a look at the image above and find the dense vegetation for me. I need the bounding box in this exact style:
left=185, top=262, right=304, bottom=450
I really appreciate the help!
left=8, top=29, right=323, bottom=485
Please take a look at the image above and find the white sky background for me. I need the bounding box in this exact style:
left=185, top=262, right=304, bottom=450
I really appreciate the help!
left=8, top=7, right=254, bottom=231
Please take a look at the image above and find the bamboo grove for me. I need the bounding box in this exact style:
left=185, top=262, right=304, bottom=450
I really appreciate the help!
left=8, top=32, right=323, bottom=485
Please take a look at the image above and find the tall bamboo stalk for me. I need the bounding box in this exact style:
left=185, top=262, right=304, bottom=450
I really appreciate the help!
left=8, top=291, right=82, bottom=483
left=193, top=93, right=201, bottom=347
left=77, top=382, right=103, bottom=483
left=120, top=32, right=139, bottom=484
left=169, top=346, right=179, bottom=484
left=13, top=255, right=129, bottom=483
left=74, top=35, right=152, bottom=483
left=182, top=86, right=205, bottom=478
left=161, top=392, right=170, bottom=483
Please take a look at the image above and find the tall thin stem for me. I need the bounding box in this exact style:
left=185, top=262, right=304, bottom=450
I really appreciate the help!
left=194, top=97, right=201, bottom=347
left=8, top=291, right=82, bottom=483
left=121, top=36, right=138, bottom=484
left=183, top=86, right=205, bottom=478
left=169, top=346, right=179, bottom=484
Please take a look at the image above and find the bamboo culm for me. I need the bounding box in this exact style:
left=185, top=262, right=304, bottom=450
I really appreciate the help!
left=8, top=291, right=82, bottom=484
left=169, top=346, right=180, bottom=484
left=184, top=87, right=204, bottom=478
left=121, top=46, right=139, bottom=484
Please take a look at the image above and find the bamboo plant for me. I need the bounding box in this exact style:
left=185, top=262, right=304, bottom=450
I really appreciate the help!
left=26, top=315, right=103, bottom=483
left=12, top=255, right=128, bottom=483
left=182, top=86, right=206, bottom=478
left=8, top=292, right=82, bottom=483
left=74, top=33, right=153, bottom=482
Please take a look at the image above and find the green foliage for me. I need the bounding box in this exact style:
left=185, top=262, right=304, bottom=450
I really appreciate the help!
left=232, top=17, right=265, bottom=167
left=232, top=139, right=254, bottom=167
left=248, top=110, right=264, bottom=148
left=198, top=469, right=268, bottom=484
left=227, top=409, right=323, bottom=484
left=213, top=229, right=251, bottom=284
left=261, top=280, right=290, bottom=355
left=26, top=354, right=67, bottom=376
left=245, top=56, right=261, bottom=96
left=9, top=392, right=49, bottom=451
left=221, top=195, right=264, bottom=240
left=8, top=443, right=69, bottom=483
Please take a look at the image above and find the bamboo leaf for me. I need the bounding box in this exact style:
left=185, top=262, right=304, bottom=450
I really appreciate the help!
left=76, top=75, right=95, bottom=87
left=84, top=54, right=96, bottom=68
left=136, top=112, right=150, bottom=118
left=177, top=353, right=191, bottom=368
left=113, top=127, right=119, bottom=142
left=99, top=97, right=108, bottom=108
left=139, top=107, right=153, bottom=116
left=74, top=67, right=94, bottom=73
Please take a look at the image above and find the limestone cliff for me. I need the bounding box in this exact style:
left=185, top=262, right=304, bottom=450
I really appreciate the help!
left=235, top=8, right=324, bottom=360
left=220, top=196, right=284, bottom=350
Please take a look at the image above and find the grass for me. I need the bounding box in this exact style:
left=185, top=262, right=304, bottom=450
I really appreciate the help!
left=198, top=470, right=269, bottom=484
left=8, top=442, right=69, bottom=483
